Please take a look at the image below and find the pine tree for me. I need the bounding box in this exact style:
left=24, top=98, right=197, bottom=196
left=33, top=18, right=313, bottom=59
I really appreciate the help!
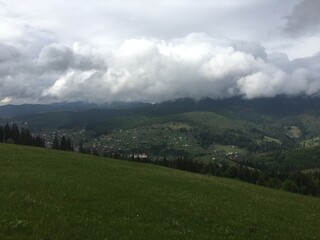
left=11, top=123, right=20, bottom=144
left=4, top=123, right=11, bottom=142
left=60, top=136, right=67, bottom=151
left=0, top=126, right=4, bottom=143
left=52, top=134, right=59, bottom=149
left=66, top=138, right=74, bottom=151
left=34, top=136, right=45, bottom=148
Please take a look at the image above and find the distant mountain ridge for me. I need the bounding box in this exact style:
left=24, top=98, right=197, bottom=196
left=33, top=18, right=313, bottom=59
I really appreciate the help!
left=0, top=101, right=151, bottom=117
left=149, top=95, right=320, bottom=117
left=3, top=95, right=320, bottom=168
left=1, top=95, right=320, bottom=121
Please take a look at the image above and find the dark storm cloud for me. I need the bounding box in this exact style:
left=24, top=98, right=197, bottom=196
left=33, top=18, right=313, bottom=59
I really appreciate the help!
left=284, top=0, right=320, bottom=35
left=37, top=44, right=106, bottom=72
left=0, top=38, right=107, bottom=104
left=0, top=42, right=20, bottom=62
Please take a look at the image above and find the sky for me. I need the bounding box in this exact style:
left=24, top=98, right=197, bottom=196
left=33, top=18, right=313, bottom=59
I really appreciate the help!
left=0, top=0, right=320, bottom=104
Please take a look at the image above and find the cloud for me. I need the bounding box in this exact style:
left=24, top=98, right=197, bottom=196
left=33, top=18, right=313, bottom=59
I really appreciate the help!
left=1, top=32, right=320, bottom=104
left=2, top=0, right=320, bottom=105
left=0, top=38, right=107, bottom=104
left=41, top=34, right=320, bottom=102
left=37, top=43, right=106, bottom=72
left=0, top=96, right=12, bottom=105
left=284, top=0, right=320, bottom=35
left=1, top=0, right=298, bottom=45
left=0, top=42, right=20, bottom=62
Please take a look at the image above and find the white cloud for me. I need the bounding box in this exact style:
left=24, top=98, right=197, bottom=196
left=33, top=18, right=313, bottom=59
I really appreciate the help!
left=38, top=34, right=320, bottom=102
left=0, top=96, right=12, bottom=105
left=0, top=0, right=320, bottom=104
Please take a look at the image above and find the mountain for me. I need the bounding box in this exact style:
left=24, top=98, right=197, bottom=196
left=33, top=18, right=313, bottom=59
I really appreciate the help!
left=153, top=95, right=320, bottom=117
left=2, top=96, right=320, bottom=165
left=1, top=95, right=320, bottom=118
left=0, top=101, right=151, bottom=117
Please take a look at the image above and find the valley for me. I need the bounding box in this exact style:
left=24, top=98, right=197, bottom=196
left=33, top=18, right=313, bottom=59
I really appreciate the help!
left=2, top=96, right=320, bottom=196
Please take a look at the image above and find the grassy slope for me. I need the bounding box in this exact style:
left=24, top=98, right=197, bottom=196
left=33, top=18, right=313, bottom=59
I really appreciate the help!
left=1, top=144, right=320, bottom=240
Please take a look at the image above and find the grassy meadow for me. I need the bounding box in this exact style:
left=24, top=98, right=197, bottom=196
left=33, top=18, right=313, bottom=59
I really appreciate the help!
left=1, top=144, right=320, bottom=239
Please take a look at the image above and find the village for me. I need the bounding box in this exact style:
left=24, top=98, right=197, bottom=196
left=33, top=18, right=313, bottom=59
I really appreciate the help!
left=37, top=121, right=245, bottom=164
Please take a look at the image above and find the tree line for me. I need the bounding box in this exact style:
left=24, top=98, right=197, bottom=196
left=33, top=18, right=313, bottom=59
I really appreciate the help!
left=79, top=146, right=320, bottom=197
left=145, top=156, right=320, bottom=196
left=52, top=134, right=74, bottom=151
left=0, top=123, right=45, bottom=147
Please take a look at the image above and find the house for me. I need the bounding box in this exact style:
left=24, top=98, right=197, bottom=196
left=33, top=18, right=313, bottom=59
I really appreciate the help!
left=131, top=153, right=149, bottom=159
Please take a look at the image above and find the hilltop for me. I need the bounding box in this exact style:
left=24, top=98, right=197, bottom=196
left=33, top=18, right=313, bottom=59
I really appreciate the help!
left=1, top=144, right=320, bottom=239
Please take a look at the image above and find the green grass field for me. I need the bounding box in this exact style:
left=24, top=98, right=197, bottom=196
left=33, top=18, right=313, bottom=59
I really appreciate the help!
left=1, top=144, right=320, bottom=240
